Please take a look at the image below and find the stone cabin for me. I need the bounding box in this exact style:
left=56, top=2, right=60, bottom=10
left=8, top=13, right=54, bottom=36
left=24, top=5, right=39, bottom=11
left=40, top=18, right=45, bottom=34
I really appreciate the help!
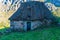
left=9, top=1, right=56, bottom=31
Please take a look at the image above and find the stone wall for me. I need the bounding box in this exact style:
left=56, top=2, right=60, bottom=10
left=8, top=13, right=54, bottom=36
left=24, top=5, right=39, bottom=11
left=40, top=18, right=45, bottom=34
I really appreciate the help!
left=10, top=21, right=24, bottom=31
left=31, top=21, right=41, bottom=30
left=22, top=21, right=41, bottom=31
left=10, top=21, right=41, bottom=31
left=10, top=21, right=14, bottom=28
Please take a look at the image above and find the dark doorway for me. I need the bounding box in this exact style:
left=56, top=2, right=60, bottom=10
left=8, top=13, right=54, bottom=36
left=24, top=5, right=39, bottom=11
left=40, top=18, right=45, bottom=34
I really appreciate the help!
left=27, top=22, right=31, bottom=31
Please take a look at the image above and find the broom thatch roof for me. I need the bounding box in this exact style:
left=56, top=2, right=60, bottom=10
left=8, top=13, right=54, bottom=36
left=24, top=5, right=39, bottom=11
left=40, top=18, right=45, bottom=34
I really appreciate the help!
left=9, top=1, right=54, bottom=21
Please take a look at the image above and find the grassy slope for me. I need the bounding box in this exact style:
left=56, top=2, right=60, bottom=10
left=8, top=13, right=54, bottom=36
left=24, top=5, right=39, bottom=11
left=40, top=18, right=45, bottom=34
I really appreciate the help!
left=0, top=26, right=60, bottom=40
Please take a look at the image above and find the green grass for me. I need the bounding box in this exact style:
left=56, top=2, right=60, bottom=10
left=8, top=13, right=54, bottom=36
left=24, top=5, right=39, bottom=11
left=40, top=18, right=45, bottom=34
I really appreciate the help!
left=0, top=26, right=60, bottom=40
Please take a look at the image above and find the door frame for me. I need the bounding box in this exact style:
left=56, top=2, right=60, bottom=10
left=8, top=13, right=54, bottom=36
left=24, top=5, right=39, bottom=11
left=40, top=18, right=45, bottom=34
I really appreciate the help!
left=27, top=21, right=31, bottom=31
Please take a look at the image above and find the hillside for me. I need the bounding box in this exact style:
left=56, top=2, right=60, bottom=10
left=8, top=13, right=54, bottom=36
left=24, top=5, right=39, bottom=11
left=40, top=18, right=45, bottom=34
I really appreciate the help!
left=0, top=26, right=60, bottom=40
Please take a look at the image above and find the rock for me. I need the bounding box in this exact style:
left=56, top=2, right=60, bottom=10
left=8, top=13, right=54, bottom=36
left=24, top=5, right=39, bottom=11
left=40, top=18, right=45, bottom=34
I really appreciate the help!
left=10, top=27, right=15, bottom=32
left=46, top=19, right=52, bottom=26
left=41, top=19, right=52, bottom=26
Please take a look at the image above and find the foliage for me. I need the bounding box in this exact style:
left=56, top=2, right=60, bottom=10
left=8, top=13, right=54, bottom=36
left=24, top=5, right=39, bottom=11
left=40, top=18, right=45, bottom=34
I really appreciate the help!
left=52, top=7, right=60, bottom=23
left=0, top=10, right=14, bottom=29
left=0, top=21, right=10, bottom=29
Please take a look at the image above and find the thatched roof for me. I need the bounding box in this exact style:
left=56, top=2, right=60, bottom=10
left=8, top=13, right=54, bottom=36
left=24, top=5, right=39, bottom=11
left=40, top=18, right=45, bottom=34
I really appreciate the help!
left=9, top=1, right=54, bottom=21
